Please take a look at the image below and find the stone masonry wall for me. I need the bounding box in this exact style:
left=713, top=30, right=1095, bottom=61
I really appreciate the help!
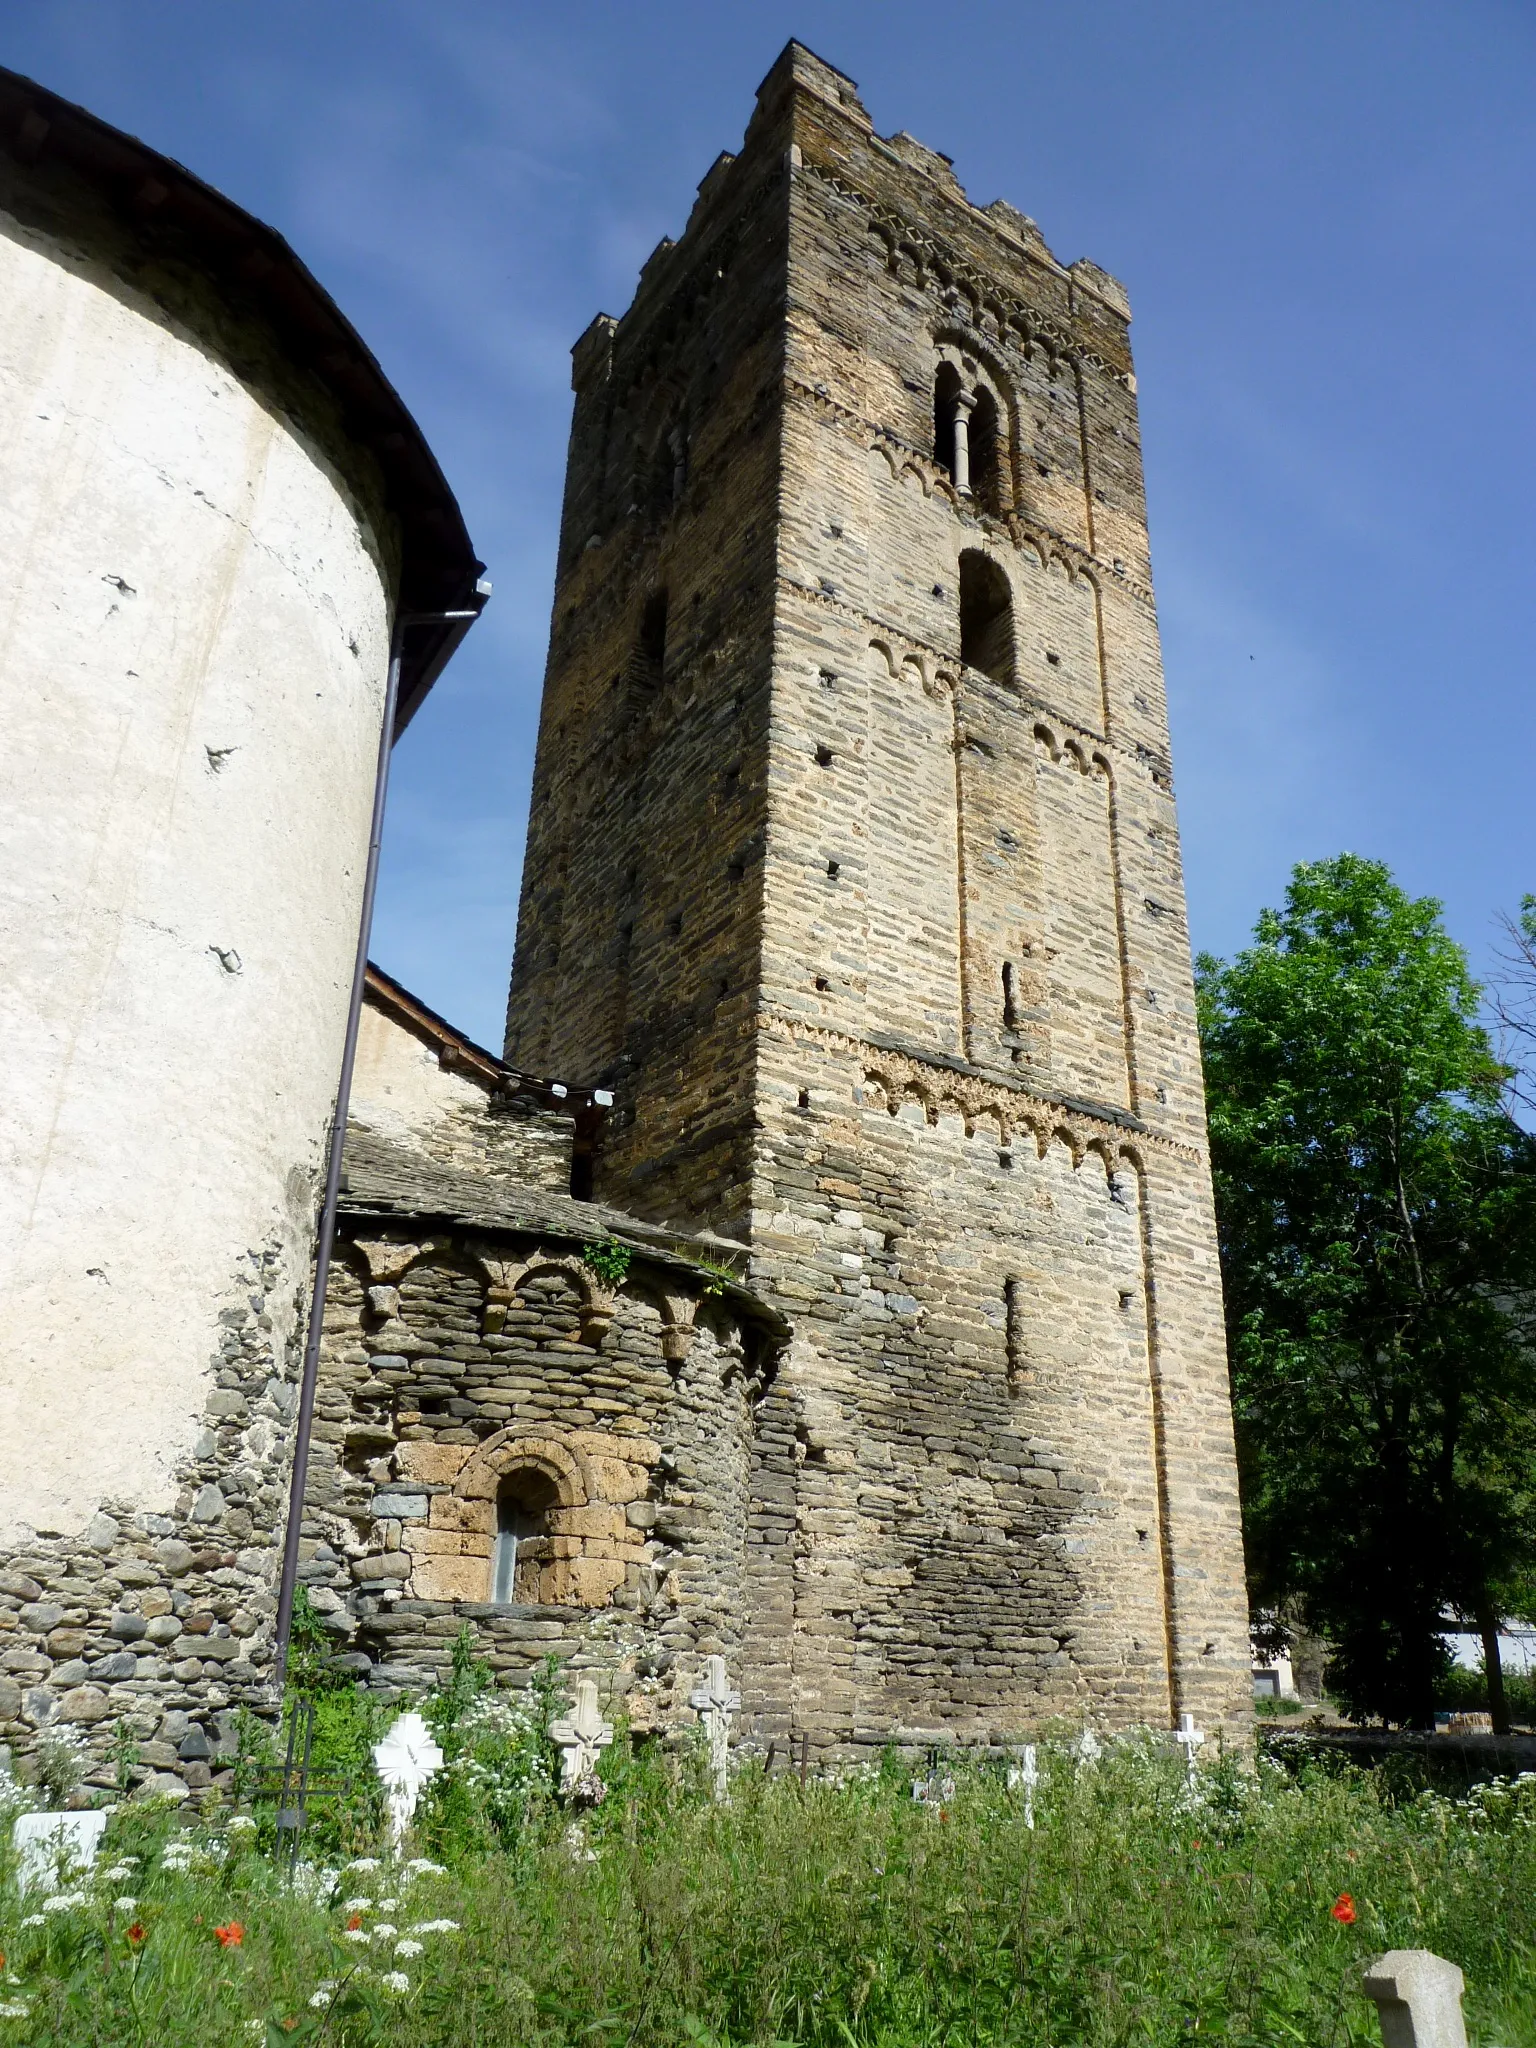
left=288, top=1211, right=783, bottom=1733
left=0, top=1239, right=303, bottom=1800
left=504, top=42, right=1251, bottom=1750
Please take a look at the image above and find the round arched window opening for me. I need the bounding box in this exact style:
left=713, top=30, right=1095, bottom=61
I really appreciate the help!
left=489, top=1466, right=561, bottom=1604
left=958, top=550, right=1015, bottom=683
left=968, top=387, right=1005, bottom=513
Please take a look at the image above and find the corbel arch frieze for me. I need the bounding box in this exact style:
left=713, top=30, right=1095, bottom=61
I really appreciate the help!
left=350, top=1237, right=440, bottom=1285
left=658, top=1288, right=699, bottom=1364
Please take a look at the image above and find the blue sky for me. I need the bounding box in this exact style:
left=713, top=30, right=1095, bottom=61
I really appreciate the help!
left=9, top=1, right=1535, bottom=1054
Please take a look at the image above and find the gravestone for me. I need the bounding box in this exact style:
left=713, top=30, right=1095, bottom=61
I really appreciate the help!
left=1174, top=1713, right=1205, bottom=1785
left=14, top=1809, right=111, bottom=1893
left=371, top=1711, right=444, bottom=1851
left=688, top=1656, right=740, bottom=1801
left=1362, top=1951, right=1468, bottom=2048
left=1076, top=1727, right=1102, bottom=1767
left=1006, top=1743, right=1039, bottom=1829
left=549, top=1679, right=613, bottom=1802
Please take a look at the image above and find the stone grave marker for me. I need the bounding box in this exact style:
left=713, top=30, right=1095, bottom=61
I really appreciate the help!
left=1075, top=1726, right=1102, bottom=1767
left=15, top=1809, right=112, bottom=1893
left=688, top=1656, right=741, bottom=1802
left=371, top=1711, right=444, bottom=1851
left=1362, top=1950, right=1468, bottom=2048
left=549, top=1679, right=613, bottom=1802
left=1006, top=1743, right=1039, bottom=1829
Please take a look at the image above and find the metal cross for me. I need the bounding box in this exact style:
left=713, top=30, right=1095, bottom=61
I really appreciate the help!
left=1174, top=1712, right=1206, bottom=1785
left=688, top=1655, right=741, bottom=1801
left=372, top=1710, right=445, bottom=1851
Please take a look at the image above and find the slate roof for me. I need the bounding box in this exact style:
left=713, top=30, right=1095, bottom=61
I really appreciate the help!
left=339, top=1124, right=786, bottom=1339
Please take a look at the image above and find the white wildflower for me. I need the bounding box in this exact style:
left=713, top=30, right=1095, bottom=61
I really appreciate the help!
left=342, top=1897, right=372, bottom=1913
left=228, top=1814, right=258, bottom=1832
left=42, top=1892, right=88, bottom=1913
left=370, top=1922, right=399, bottom=1941
left=291, top=1862, right=339, bottom=1904
left=345, top=1856, right=381, bottom=1872
left=402, top=1857, right=446, bottom=1877
left=18, top=1917, right=44, bottom=1931
left=408, top=1918, right=460, bottom=1935
left=114, top=1896, right=137, bottom=1912
left=101, top=1860, right=139, bottom=1880
left=394, top=1938, right=424, bottom=1958
left=0, top=2002, right=29, bottom=2021
left=380, top=1971, right=410, bottom=1995
left=309, top=1980, right=340, bottom=2009
left=342, top=1928, right=370, bottom=1945
left=376, top=1895, right=399, bottom=1910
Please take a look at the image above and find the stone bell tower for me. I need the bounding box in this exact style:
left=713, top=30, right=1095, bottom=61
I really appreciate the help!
left=506, top=43, right=1251, bottom=1746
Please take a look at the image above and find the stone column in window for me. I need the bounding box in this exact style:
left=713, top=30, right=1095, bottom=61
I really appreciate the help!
left=952, top=389, right=977, bottom=495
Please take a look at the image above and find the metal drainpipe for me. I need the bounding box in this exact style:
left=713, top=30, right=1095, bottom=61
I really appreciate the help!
left=271, top=600, right=484, bottom=1690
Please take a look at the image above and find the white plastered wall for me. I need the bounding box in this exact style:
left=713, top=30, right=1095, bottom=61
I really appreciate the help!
left=351, top=1001, right=493, bottom=1157
left=0, top=209, right=392, bottom=1541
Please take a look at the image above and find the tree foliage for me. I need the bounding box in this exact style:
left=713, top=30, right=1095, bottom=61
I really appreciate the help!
left=1197, top=854, right=1536, bottom=1725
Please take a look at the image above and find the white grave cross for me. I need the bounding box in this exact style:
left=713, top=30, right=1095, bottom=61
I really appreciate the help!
left=549, top=1679, right=614, bottom=1800
left=1006, top=1743, right=1040, bottom=1829
left=14, top=1810, right=111, bottom=1894
left=688, top=1656, right=741, bottom=1801
left=1173, top=1712, right=1206, bottom=1786
left=371, top=1711, right=444, bottom=1851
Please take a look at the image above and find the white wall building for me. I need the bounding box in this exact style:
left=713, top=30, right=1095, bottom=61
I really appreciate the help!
left=0, top=66, right=482, bottom=1780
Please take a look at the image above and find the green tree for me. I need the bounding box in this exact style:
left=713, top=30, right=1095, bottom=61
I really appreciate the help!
left=1197, top=855, right=1536, bottom=1727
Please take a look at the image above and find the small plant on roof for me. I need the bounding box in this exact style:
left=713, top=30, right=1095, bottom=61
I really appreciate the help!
left=691, top=1254, right=738, bottom=1298
left=582, top=1239, right=633, bottom=1285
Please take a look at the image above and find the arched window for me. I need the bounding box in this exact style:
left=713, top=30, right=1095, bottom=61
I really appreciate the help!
left=489, top=1467, right=560, bottom=1603
left=933, top=362, right=961, bottom=478
left=959, top=551, right=1014, bottom=683
left=969, top=387, right=1004, bottom=513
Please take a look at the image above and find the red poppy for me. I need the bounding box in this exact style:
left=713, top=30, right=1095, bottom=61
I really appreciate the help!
left=346, top=1913, right=363, bottom=1931
left=127, top=1924, right=146, bottom=1946
left=1191, top=1840, right=1202, bottom=1851
left=214, top=1922, right=245, bottom=1948
left=1330, top=1893, right=1357, bottom=1925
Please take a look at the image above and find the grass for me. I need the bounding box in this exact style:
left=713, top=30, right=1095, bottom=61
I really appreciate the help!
left=3, top=1725, right=1536, bottom=2047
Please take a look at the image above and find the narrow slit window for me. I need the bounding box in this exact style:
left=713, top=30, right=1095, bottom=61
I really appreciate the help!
left=1002, top=959, right=1020, bottom=1030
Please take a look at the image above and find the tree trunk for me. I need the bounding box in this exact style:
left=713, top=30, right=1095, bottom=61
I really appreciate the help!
left=1475, top=1594, right=1511, bottom=1735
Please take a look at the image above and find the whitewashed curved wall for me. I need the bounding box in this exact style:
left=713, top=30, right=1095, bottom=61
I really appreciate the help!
left=0, top=206, right=392, bottom=1545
